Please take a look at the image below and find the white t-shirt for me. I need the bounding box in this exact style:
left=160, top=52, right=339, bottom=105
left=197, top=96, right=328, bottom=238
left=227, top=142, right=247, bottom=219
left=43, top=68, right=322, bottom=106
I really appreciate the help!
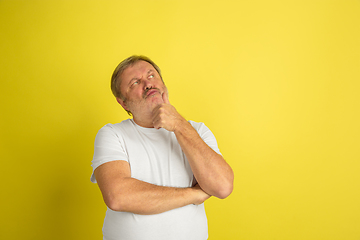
left=91, top=119, right=222, bottom=240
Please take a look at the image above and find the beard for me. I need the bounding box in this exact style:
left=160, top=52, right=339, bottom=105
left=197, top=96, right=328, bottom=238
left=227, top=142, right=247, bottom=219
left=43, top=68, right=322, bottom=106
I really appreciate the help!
left=125, top=92, right=163, bottom=116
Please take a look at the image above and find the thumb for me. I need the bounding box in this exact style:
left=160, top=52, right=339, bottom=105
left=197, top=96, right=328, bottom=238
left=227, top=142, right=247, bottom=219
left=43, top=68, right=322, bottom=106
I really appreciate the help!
left=162, top=89, right=170, bottom=104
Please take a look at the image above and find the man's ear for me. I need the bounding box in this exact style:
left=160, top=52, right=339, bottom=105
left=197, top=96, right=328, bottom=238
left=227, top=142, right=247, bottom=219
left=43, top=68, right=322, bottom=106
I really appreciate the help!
left=116, top=97, right=129, bottom=111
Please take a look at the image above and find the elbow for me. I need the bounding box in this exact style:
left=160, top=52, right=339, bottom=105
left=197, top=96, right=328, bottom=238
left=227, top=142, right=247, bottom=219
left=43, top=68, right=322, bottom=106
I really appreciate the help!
left=104, top=194, right=126, bottom=212
left=215, top=162, right=234, bottom=199
left=216, top=182, right=233, bottom=199
left=106, top=202, right=121, bottom=212
left=214, top=172, right=234, bottom=199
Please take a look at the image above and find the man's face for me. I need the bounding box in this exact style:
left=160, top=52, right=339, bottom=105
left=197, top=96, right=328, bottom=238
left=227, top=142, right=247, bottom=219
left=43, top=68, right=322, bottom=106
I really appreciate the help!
left=117, top=60, right=167, bottom=116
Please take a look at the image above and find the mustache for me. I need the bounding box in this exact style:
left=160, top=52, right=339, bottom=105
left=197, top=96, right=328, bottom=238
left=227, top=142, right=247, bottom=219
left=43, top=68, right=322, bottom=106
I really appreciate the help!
left=143, top=87, right=160, bottom=98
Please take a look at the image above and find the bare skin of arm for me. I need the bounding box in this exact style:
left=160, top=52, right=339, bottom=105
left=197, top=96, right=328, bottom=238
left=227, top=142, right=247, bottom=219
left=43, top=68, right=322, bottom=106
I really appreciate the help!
left=152, top=92, right=234, bottom=199
left=94, top=160, right=210, bottom=215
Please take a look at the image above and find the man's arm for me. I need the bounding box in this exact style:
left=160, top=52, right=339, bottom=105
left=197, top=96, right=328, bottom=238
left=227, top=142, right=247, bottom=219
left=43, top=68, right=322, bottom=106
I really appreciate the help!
left=173, top=121, right=234, bottom=198
left=152, top=92, right=234, bottom=199
left=94, top=160, right=210, bottom=215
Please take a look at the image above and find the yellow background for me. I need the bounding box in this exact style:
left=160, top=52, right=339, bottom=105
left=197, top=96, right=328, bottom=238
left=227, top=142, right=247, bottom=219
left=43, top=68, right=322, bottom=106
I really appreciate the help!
left=1, top=0, right=359, bottom=239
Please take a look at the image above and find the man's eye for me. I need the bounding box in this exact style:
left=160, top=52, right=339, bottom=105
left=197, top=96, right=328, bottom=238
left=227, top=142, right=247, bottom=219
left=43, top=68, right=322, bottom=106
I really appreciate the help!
left=149, top=74, right=154, bottom=79
left=131, top=81, right=139, bottom=87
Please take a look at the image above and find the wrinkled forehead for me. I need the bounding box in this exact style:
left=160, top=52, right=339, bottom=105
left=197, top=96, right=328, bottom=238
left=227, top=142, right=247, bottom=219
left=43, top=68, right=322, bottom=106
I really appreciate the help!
left=121, top=61, right=156, bottom=81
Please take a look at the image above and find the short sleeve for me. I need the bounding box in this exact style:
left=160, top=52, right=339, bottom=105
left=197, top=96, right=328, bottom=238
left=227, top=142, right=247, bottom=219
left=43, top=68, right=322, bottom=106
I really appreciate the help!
left=90, top=124, right=128, bottom=183
left=189, top=121, right=222, bottom=156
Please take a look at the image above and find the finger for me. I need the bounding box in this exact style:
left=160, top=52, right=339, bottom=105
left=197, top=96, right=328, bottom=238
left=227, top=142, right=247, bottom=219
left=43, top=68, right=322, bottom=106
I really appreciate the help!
left=151, top=112, right=160, bottom=129
left=162, top=89, right=170, bottom=104
left=153, top=117, right=165, bottom=130
left=151, top=107, right=164, bottom=129
left=152, top=115, right=160, bottom=129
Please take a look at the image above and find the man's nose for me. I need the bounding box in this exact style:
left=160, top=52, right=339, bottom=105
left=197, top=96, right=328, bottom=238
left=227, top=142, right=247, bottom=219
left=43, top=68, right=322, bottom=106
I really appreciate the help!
left=143, top=79, right=153, bottom=90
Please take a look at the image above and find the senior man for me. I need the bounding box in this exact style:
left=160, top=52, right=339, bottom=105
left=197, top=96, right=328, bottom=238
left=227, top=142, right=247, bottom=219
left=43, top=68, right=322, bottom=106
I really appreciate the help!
left=91, top=55, right=234, bottom=240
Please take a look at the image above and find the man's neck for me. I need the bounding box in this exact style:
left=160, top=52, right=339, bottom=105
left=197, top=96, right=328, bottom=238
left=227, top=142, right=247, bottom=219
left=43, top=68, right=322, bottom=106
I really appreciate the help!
left=132, top=115, right=155, bottom=128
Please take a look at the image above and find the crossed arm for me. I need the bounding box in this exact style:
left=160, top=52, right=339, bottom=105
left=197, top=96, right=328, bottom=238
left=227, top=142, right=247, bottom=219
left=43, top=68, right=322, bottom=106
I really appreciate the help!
left=95, top=95, right=234, bottom=215
left=95, top=161, right=210, bottom=215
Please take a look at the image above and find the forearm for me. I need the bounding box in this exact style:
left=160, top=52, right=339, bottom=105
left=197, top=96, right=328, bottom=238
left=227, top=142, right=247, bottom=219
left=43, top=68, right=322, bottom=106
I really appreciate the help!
left=174, top=121, right=234, bottom=199
left=103, top=177, right=208, bottom=215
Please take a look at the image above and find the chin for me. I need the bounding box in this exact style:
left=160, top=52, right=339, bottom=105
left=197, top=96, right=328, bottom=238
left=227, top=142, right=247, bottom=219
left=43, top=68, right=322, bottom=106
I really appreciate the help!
left=147, top=95, right=163, bottom=103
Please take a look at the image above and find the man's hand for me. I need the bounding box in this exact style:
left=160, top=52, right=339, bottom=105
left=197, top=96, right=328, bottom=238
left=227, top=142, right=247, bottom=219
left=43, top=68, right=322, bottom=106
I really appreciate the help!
left=152, top=91, right=188, bottom=131
left=192, top=183, right=211, bottom=205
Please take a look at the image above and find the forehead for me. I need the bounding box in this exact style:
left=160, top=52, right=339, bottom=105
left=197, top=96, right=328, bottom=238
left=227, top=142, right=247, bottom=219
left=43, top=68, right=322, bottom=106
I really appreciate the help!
left=120, top=60, right=155, bottom=81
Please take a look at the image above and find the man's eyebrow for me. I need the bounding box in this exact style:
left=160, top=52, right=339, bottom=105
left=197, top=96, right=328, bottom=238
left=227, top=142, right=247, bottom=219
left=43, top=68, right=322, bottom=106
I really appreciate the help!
left=127, top=70, right=153, bottom=86
left=128, top=77, right=139, bottom=86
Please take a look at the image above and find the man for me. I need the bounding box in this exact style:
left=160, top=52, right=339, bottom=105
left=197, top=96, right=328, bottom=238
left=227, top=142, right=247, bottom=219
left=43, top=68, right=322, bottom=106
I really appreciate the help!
left=91, top=55, right=234, bottom=240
